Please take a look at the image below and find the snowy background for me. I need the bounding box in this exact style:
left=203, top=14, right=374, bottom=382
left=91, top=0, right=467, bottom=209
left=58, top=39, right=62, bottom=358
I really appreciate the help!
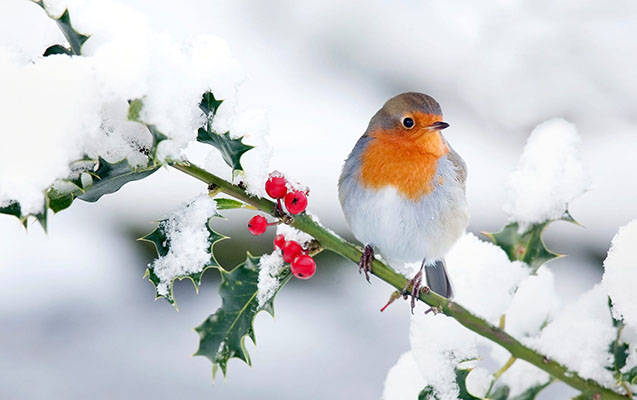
left=1, top=0, right=637, bottom=399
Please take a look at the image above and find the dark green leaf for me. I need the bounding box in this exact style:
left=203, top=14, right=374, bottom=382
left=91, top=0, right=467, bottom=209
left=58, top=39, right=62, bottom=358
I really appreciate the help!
left=0, top=201, right=23, bottom=221
left=0, top=200, right=47, bottom=230
left=54, top=9, right=89, bottom=56
left=483, top=221, right=561, bottom=274
left=43, top=44, right=71, bottom=57
left=490, top=385, right=511, bottom=400
left=78, top=158, right=157, bottom=203
left=197, top=91, right=253, bottom=174
left=194, top=254, right=292, bottom=380
left=197, top=128, right=253, bottom=173
left=140, top=201, right=228, bottom=306
left=199, top=91, right=224, bottom=116
left=419, top=386, right=440, bottom=400
left=606, top=297, right=633, bottom=384
left=456, top=369, right=482, bottom=400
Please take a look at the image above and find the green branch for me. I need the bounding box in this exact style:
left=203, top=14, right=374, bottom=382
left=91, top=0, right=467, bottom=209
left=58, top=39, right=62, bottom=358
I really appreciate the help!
left=173, top=161, right=627, bottom=400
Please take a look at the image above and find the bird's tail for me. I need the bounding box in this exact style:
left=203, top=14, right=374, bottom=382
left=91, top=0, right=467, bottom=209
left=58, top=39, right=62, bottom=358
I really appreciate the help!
left=425, top=259, right=454, bottom=299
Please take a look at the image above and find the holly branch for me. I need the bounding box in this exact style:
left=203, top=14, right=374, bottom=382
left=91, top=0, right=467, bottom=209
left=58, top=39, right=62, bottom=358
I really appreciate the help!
left=173, top=161, right=628, bottom=400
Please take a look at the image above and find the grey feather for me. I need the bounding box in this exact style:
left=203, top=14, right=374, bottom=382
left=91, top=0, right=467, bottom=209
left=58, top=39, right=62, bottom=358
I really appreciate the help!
left=425, top=259, right=454, bottom=298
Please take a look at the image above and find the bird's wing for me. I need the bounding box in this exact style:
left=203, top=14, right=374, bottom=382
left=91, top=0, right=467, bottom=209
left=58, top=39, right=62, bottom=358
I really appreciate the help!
left=445, top=139, right=467, bottom=187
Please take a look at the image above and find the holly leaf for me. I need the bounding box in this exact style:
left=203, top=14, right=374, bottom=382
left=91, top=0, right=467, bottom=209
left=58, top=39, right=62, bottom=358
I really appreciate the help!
left=197, top=91, right=254, bottom=174
left=78, top=157, right=158, bottom=202
left=606, top=297, right=633, bottom=384
left=33, top=2, right=89, bottom=56
left=140, top=206, right=227, bottom=306
left=456, top=368, right=482, bottom=400
left=0, top=200, right=47, bottom=230
left=43, top=44, right=72, bottom=57
left=484, top=212, right=579, bottom=273
left=197, top=128, right=253, bottom=174
left=194, top=254, right=292, bottom=380
left=199, top=91, right=224, bottom=116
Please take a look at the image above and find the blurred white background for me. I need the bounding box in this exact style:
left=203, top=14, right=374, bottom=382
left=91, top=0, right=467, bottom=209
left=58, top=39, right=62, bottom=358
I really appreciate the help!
left=1, top=0, right=636, bottom=398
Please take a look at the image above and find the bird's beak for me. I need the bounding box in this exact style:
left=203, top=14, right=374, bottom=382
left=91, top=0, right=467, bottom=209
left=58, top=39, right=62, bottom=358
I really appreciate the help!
left=428, top=121, right=450, bottom=130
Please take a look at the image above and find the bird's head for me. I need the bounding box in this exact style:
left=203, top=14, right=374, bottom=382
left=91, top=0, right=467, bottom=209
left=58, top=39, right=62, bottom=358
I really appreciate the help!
left=367, top=92, right=449, bottom=138
left=365, top=92, right=449, bottom=157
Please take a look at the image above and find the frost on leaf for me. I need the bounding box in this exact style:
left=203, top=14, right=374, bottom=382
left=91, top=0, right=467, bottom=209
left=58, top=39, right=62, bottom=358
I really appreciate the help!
left=140, top=195, right=229, bottom=306
left=194, top=254, right=292, bottom=380
left=197, top=91, right=253, bottom=174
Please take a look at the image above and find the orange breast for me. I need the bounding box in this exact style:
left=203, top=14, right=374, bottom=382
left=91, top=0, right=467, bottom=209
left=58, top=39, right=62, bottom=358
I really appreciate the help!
left=359, top=129, right=449, bottom=201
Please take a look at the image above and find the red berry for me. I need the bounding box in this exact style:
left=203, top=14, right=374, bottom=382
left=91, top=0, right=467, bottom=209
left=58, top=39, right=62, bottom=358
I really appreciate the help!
left=265, top=175, right=288, bottom=199
left=291, top=255, right=316, bottom=279
left=273, top=234, right=286, bottom=250
left=284, top=191, right=308, bottom=214
left=282, top=240, right=303, bottom=263
left=248, top=215, right=268, bottom=235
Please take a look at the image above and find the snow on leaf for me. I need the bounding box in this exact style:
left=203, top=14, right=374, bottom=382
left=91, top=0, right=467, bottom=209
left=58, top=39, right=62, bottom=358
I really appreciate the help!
left=194, top=253, right=292, bottom=380
left=127, top=99, right=168, bottom=164
left=197, top=91, right=254, bottom=174
left=140, top=198, right=227, bottom=306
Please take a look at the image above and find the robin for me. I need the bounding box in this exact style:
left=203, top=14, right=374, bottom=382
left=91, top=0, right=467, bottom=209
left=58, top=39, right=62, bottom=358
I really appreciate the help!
left=338, top=92, right=468, bottom=310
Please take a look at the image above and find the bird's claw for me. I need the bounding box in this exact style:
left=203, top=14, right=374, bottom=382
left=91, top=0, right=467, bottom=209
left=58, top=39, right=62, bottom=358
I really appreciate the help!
left=402, top=269, right=424, bottom=314
left=359, top=245, right=374, bottom=283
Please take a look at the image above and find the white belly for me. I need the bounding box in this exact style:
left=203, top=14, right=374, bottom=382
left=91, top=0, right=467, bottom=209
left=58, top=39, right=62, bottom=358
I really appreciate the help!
left=339, top=158, right=469, bottom=275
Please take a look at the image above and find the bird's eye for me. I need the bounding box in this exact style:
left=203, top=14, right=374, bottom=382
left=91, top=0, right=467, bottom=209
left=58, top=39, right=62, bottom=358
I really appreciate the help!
left=402, top=117, right=415, bottom=129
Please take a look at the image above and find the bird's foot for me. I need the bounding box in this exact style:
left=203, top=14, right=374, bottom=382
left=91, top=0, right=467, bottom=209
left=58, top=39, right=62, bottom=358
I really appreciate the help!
left=359, top=245, right=374, bottom=283
left=402, top=269, right=424, bottom=314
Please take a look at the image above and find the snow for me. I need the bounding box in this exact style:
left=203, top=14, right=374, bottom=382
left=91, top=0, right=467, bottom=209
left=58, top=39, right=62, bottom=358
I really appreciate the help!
left=256, top=251, right=286, bottom=308
left=0, top=0, right=245, bottom=214
left=409, top=313, right=479, bottom=400
left=503, top=118, right=591, bottom=231
left=149, top=194, right=217, bottom=296
left=496, top=357, right=551, bottom=398
left=602, top=219, right=637, bottom=331
left=534, top=284, right=616, bottom=387
left=445, top=233, right=530, bottom=323
left=276, top=223, right=313, bottom=246
left=382, top=352, right=425, bottom=400
left=504, top=268, right=559, bottom=339
left=465, top=367, right=493, bottom=398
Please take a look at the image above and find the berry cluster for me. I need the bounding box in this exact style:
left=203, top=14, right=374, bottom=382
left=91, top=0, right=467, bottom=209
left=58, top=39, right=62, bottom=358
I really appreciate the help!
left=274, top=234, right=316, bottom=279
left=247, top=172, right=316, bottom=279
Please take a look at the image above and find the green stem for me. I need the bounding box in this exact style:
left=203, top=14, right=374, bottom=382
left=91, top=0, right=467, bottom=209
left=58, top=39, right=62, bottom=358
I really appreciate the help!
left=174, top=161, right=627, bottom=400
